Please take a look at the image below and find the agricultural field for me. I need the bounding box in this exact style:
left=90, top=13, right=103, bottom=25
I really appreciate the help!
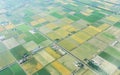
left=0, top=63, right=26, bottom=75
left=0, top=0, right=120, bottom=75
left=71, top=43, right=98, bottom=60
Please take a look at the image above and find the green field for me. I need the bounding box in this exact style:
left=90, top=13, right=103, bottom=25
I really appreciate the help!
left=96, top=32, right=116, bottom=44
left=99, top=51, right=120, bottom=67
left=10, top=45, right=28, bottom=60
left=114, top=22, right=120, bottom=28
left=51, top=12, right=64, bottom=19
left=33, top=68, right=51, bottom=75
left=24, top=32, right=47, bottom=44
left=0, top=63, right=26, bottom=75
left=104, top=46, right=120, bottom=60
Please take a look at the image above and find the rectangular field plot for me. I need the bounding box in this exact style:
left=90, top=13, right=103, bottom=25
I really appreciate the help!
left=85, top=11, right=105, bottom=23
left=44, top=15, right=57, bottom=22
left=46, top=31, right=62, bottom=41
left=96, top=32, right=116, bottom=44
left=30, top=18, right=46, bottom=26
left=58, top=54, right=77, bottom=71
left=0, top=63, right=26, bottom=75
left=52, top=61, right=71, bottom=75
left=61, top=25, right=78, bottom=33
left=82, top=69, right=95, bottom=75
left=40, top=40, right=52, bottom=47
left=38, top=50, right=55, bottom=63
left=34, top=53, right=48, bottom=66
left=105, top=26, right=120, bottom=38
left=50, top=12, right=64, bottom=19
left=16, top=24, right=32, bottom=32
left=23, top=41, right=38, bottom=51
left=98, top=23, right=110, bottom=31
left=104, top=46, right=120, bottom=60
left=45, top=47, right=61, bottom=59
left=0, top=51, right=15, bottom=69
left=33, top=68, right=51, bottom=75
left=45, top=23, right=58, bottom=30
left=45, top=65, right=61, bottom=75
left=83, top=26, right=101, bottom=36
left=88, top=38, right=107, bottom=50
left=71, top=43, right=98, bottom=60
left=55, top=28, right=69, bottom=38
left=39, top=26, right=52, bottom=34
left=99, top=51, right=120, bottom=67
left=2, top=37, right=19, bottom=49
left=61, top=17, right=74, bottom=24
left=24, top=32, right=47, bottom=44
left=71, top=31, right=91, bottom=44
left=10, top=45, right=28, bottom=60
left=114, top=22, right=120, bottom=28
left=58, top=37, right=79, bottom=51
left=21, top=57, right=42, bottom=75
left=0, top=42, right=7, bottom=52
left=71, top=19, right=89, bottom=30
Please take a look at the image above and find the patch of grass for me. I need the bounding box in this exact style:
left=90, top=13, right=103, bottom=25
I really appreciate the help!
left=114, top=22, right=120, bottom=28
left=84, top=11, right=105, bottom=23
left=51, top=12, right=64, bottom=19
left=0, top=63, right=26, bottom=75
left=33, top=68, right=50, bottom=75
left=74, top=11, right=105, bottom=23
left=0, top=67, right=13, bottom=75
left=102, top=32, right=116, bottom=39
left=24, top=32, right=47, bottom=44
left=10, top=63, right=26, bottom=75
left=10, top=45, right=28, bottom=60
left=66, top=14, right=80, bottom=21
left=16, top=24, right=31, bottom=32
left=104, top=46, right=120, bottom=60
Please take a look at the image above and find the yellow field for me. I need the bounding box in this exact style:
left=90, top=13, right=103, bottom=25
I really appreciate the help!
left=61, top=25, right=78, bottom=32
left=22, top=57, right=43, bottom=75
left=61, top=17, right=74, bottom=24
left=106, top=16, right=119, bottom=22
left=71, top=31, right=91, bottom=44
left=5, top=24, right=15, bottom=30
left=71, top=35, right=84, bottom=44
left=52, top=61, right=71, bottom=75
left=31, top=18, right=46, bottom=26
left=45, top=47, right=61, bottom=59
left=37, top=18, right=46, bottom=23
left=83, top=26, right=101, bottom=36
left=55, top=28, right=69, bottom=38
left=61, top=25, right=73, bottom=30
left=98, top=23, right=110, bottom=31
left=46, top=23, right=58, bottom=29
left=76, top=31, right=91, bottom=41
left=46, top=32, right=62, bottom=40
